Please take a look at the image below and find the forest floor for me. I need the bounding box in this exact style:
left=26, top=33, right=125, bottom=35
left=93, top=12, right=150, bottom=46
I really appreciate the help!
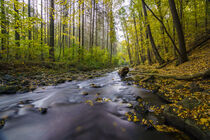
left=0, top=61, right=114, bottom=94
left=125, top=42, right=210, bottom=139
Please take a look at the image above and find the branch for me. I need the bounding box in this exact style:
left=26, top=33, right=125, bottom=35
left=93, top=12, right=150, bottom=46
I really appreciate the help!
left=142, top=0, right=182, bottom=57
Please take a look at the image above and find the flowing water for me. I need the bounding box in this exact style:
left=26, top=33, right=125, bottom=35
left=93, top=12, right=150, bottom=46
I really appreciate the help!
left=0, top=71, right=177, bottom=140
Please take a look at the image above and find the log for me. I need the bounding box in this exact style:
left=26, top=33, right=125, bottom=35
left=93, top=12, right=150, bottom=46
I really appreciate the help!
left=142, top=69, right=210, bottom=80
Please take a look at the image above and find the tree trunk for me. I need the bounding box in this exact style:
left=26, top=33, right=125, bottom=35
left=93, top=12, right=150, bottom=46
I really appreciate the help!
left=95, top=2, right=98, bottom=46
left=82, top=0, right=85, bottom=60
left=1, top=0, right=6, bottom=59
left=194, top=0, right=198, bottom=32
left=78, top=0, right=81, bottom=61
left=138, top=11, right=145, bottom=64
left=73, top=0, right=75, bottom=58
left=14, top=0, right=20, bottom=59
left=41, top=0, right=44, bottom=60
left=133, top=13, right=140, bottom=65
left=142, top=0, right=165, bottom=65
left=147, top=48, right=152, bottom=65
left=28, top=0, right=32, bottom=59
left=122, top=21, right=132, bottom=65
left=169, top=0, right=188, bottom=64
left=205, top=0, right=208, bottom=33
left=89, top=2, right=92, bottom=51
left=49, top=0, right=55, bottom=61
left=92, top=0, right=95, bottom=47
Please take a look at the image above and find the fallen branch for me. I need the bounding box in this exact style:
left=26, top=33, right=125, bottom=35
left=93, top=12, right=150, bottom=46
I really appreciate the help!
left=141, top=69, right=210, bottom=80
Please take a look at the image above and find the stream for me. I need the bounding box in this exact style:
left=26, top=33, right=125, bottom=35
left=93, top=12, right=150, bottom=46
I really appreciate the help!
left=0, top=71, right=179, bottom=140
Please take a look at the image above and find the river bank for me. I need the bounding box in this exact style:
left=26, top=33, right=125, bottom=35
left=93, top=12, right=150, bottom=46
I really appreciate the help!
left=0, top=61, right=114, bottom=95
left=125, top=46, right=210, bottom=140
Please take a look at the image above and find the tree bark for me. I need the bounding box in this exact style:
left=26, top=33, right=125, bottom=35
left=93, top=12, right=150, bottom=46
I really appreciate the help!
left=82, top=0, right=85, bottom=60
left=169, top=0, right=188, bottom=64
left=142, top=0, right=165, bottom=65
left=28, top=0, right=32, bottom=59
left=49, top=0, right=55, bottom=61
left=1, top=0, right=6, bottom=59
left=14, top=0, right=20, bottom=59
left=41, top=0, right=44, bottom=60
left=133, top=13, right=140, bottom=65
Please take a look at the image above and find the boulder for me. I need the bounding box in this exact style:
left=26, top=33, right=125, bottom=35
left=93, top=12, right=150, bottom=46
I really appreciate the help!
left=118, top=67, right=129, bottom=77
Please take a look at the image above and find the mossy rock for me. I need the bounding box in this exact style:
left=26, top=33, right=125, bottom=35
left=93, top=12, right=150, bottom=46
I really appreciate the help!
left=118, top=67, right=129, bottom=77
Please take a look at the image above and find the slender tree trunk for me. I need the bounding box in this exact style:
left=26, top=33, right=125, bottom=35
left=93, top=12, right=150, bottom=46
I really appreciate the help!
left=122, top=23, right=132, bottom=65
left=106, top=10, right=109, bottom=51
left=14, top=0, right=20, bottom=59
left=49, top=0, right=55, bottom=61
left=102, top=0, right=105, bottom=49
left=133, top=13, right=140, bottom=65
left=95, top=2, right=98, bottom=46
left=72, top=0, right=75, bottom=58
left=1, top=0, right=6, bottom=59
left=78, top=0, right=81, bottom=61
left=169, top=0, right=188, bottom=64
left=68, top=0, right=72, bottom=48
left=142, top=0, right=165, bottom=65
left=41, top=0, right=44, bottom=60
left=205, top=0, right=208, bottom=33
left=82, top=0, right=85, bottom=60
left=91, top=0, right=95, bottom=47
left=147, top=47, right=152, bottom=65
left=138, top=11, right=145, bottom=64
left=89, top=1, right=92, bottom=51
left=28, top=0, right=32, bottom=59
left=63, top=2, right=68, bottom=57
left=194, top=0, right=198, bottom=32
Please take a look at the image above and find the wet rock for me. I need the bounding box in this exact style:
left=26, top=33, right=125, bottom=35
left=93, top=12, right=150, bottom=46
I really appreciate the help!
left=96, top=97, right=103, bottom=102
left=39, top=81, right=46, bottom=86
left=56, top=79, right=66, bottom=84
left=67, top=78, right=72, bottom=82
left=136, top=96, right=143, bottom=102
left=0, top=86, right=19, bottom=94
left=145, top=123, right=155, bottom=130
left=18, top=100, right=33, bottom=105
left=118, top=67, right=129, bottom=77
left=0, top=118, right=6, bottom=129
left=90, top=83, right=101, bottom=88
left=81, top=92, right=89, bottom=96
left=38, top=108, right=48, bottom=114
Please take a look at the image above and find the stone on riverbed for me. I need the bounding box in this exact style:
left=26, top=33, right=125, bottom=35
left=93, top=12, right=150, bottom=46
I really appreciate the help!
left=118, top=67, right=129, bottom=77
left=90, top=83, right=101, bottom=88
left=81, top=91, right=89, bottom=96
left=0, top=119, right=6, bottom=129
left=38, top=108, right=48, bottom=114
